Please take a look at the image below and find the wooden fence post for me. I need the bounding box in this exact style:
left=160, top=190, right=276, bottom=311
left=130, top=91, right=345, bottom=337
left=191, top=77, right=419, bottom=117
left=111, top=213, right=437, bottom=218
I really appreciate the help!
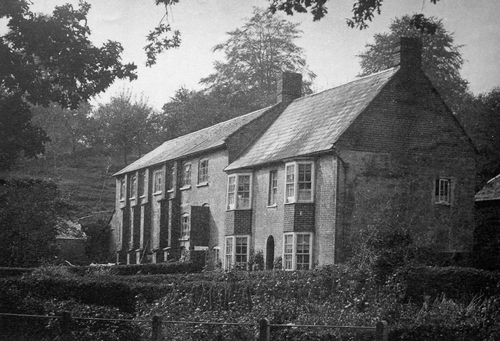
left=375, top=320, right=388, bottom=341
left=151, top=315, right=162, bottom=341
left=259, top=318, right=270, bottom=341
left=60, top=311, right=72, bottom=341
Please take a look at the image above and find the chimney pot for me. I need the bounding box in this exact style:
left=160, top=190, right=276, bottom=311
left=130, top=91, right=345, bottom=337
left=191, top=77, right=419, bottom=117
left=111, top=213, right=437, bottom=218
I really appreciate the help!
left=277, top=72, right=302, bottom=103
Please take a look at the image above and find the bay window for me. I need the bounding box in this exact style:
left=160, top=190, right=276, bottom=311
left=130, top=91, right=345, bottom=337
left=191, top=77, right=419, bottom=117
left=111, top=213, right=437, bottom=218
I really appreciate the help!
left=224, top=235, right=249, bottom=270
left=285, top=161, right=314, bottom=203
left=227, top=174, right=252, bottom=210
left=283, top=233, right=313, bottom=270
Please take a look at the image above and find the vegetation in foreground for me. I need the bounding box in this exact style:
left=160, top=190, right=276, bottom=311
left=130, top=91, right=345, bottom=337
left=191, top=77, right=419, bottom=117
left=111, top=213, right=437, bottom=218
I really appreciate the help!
left=1, top=261, right=499, bottom=341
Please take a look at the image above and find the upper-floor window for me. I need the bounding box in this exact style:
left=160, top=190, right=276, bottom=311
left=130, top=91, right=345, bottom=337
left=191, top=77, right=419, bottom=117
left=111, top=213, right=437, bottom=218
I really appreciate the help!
left=283, top=232, right=312, bottom=270
left=119, top=178, right=126, bottom=200
left=227, top=174, right=252, bottom=210
left=285, top=161, right=314, bottom=203
left=224, top=235, right=249, bottom=270
left=129, top=174, right=137, bottom=199
left=182, top=162, right=191, bottom=187
left=180, top=214, right=190, bottom=240
left=268, top=170, right=278, bottom=206
left=139, top=170, right=146, bottom=197
left=435, top=178, right=452, bottom=204
left=153, top=170, right=163, bottom=194
left=167, top=164, right=175, bottom=191
left=198, top=159, right=209, bottom=184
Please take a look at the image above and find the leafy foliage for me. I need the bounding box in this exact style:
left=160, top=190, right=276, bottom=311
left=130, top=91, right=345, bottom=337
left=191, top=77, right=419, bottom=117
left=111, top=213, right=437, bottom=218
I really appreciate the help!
left=457, top=88, right=500, bottom=187
left=0, top=0, right=136, bottom=169
left=201, top=7, right=315, bottom=108
left=1, top=265, right=500, bottom=340
left=357, top=15, right=468, bottom=112
left=0, top=178, right=67, bottom=267
left=93, top=91, right=156, bottom=164
left=0, top=93, right=49, bottom=170
left=161, top=8, right=315, bottom=140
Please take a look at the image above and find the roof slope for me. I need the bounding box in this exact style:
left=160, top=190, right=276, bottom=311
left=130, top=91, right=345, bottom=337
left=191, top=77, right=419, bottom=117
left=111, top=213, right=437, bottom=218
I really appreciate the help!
left=226, top=67, right=399, bottom=171
left=114, top=106, right=272, bottom=176
left=476, top=174, right=500, bottom=202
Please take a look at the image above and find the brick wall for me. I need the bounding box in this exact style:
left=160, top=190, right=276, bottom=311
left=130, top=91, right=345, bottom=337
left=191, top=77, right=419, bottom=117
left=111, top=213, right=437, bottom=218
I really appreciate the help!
left=333, top=69, right=476, bottom=256
left=225, top=210, right=252, bottom=235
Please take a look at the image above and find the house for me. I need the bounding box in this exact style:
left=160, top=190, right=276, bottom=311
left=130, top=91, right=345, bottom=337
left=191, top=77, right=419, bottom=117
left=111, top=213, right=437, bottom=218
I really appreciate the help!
left=112, top=37, right=476, bottom=269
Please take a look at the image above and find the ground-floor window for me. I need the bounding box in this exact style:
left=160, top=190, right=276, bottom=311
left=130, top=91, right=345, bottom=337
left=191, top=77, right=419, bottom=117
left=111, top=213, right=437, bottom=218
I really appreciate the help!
left=224, top=235, right=250, bottom=270
left=283, top=233, right=313, bottom=270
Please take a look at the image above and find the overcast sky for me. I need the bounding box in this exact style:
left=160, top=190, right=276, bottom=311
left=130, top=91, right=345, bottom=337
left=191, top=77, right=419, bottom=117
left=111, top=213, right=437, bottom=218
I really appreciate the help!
left=16, top=0, right=500, bottom=110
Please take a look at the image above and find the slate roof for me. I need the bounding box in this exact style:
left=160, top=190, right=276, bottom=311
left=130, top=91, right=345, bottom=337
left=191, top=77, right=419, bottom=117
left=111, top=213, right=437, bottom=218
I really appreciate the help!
left=225, top=67, right=399, bottom=171
left=114, top=106, right=272, bottom=176
left=476, top=174, right=500, bottom=202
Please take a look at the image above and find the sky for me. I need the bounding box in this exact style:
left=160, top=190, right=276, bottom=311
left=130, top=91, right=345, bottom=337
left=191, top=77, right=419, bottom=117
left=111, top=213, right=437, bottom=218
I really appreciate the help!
left=9, top=0, right=500, bottom=111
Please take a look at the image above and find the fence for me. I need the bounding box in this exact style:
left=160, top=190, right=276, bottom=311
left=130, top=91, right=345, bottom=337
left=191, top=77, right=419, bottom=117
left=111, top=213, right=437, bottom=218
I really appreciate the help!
left=0, top=312, right=388, bottom=341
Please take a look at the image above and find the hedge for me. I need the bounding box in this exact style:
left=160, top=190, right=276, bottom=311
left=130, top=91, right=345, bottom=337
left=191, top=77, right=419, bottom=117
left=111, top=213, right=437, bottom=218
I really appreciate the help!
left=393, top=265, right=500, bottom=302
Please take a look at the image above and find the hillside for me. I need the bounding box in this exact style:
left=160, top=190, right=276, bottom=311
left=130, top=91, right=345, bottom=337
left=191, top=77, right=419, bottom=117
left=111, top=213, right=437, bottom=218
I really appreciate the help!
left=7, top=151, right=136, bottom=222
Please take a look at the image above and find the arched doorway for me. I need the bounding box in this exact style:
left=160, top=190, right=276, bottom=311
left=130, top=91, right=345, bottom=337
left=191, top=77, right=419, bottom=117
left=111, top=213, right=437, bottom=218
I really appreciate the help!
left=266, top=236, right=275, bottom=270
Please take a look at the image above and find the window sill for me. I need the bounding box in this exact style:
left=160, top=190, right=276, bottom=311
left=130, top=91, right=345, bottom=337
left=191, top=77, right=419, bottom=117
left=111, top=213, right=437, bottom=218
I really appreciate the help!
left=226, top=207, right=252, bottom=212
left=178, top=238, right=190, bottom=241
left=435, top=202, right=451, bottom=206
left=119, top=199, right=125, bottom=202
left=153, top=191, right=163, bottom=196
left=139, top=195, right=146, bottom=199
left=267, top=204, right=277, bottom=208
left=284, top=201, right=314, bottom=205
left=167, top=189, right=174, bottom=193
left=180, top=185, right=191, bottom=191
left=197, top=182, right=209, bottom=188
left=129, top=198, right=136, bottom=201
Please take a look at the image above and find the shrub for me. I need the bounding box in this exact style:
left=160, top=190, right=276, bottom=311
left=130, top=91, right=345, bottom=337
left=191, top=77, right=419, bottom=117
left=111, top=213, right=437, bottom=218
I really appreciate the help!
left=392, top=265, right=500, bottom=303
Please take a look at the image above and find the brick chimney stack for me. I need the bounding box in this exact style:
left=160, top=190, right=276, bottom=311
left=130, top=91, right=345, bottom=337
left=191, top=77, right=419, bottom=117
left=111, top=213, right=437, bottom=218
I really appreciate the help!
left=399, top=37, right=422, bottom=72
left=277, top=72, right=302, bottom=103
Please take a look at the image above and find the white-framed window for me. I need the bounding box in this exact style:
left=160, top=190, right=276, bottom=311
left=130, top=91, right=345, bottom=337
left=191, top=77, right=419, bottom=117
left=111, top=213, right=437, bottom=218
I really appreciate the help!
left=182, top=162, right=191, bottom=187
left=180, top=214, right=190, bottom=240
left=268, top=170, right=278, bottom=206
left=153, top=170, right=163, bottom=194
left=283, top=233, right=313, bottom=270
left=227, top=174, right=252, bottom=210
left=139, top=170, right=146, bottom=197
left=167, top=164, right=175, bottom=191
left=285, top=161, right=314, bottom=203
left=435, top=178, right=452, bottom=204
left=224, top=235, right=250, bottom=270
left=129, top=174, right=137, bottom=199
left=198, top=158, right=209, bottom=184
left=119, top=178, right=126, bottom=200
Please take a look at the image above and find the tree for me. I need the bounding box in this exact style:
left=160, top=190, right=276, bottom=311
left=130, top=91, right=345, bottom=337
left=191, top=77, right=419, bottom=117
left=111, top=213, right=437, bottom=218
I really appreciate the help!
left=457, top=88, right=500, bottom=187
left=159, top=8, right=315, bottom=139
left=0, top=0, right=137, bottom=170
left=148, top=0, right=442, bottom=62
left=0, top=178, right=67, bottom=267
left=0, top=93, right=49, bottom=170
left=357, top=15, right=468, bottom=112
left=93, top=91, right=155, bottom=164
left=201, top=7, right=315, bottom=109
left=31, top=102, right=94, bottom=167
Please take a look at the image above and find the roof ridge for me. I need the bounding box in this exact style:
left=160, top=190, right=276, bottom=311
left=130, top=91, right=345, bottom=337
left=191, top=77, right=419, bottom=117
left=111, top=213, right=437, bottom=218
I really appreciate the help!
left=293, top=67, right=399, bottom=102
left=163, top=105, right=273, bottom=142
